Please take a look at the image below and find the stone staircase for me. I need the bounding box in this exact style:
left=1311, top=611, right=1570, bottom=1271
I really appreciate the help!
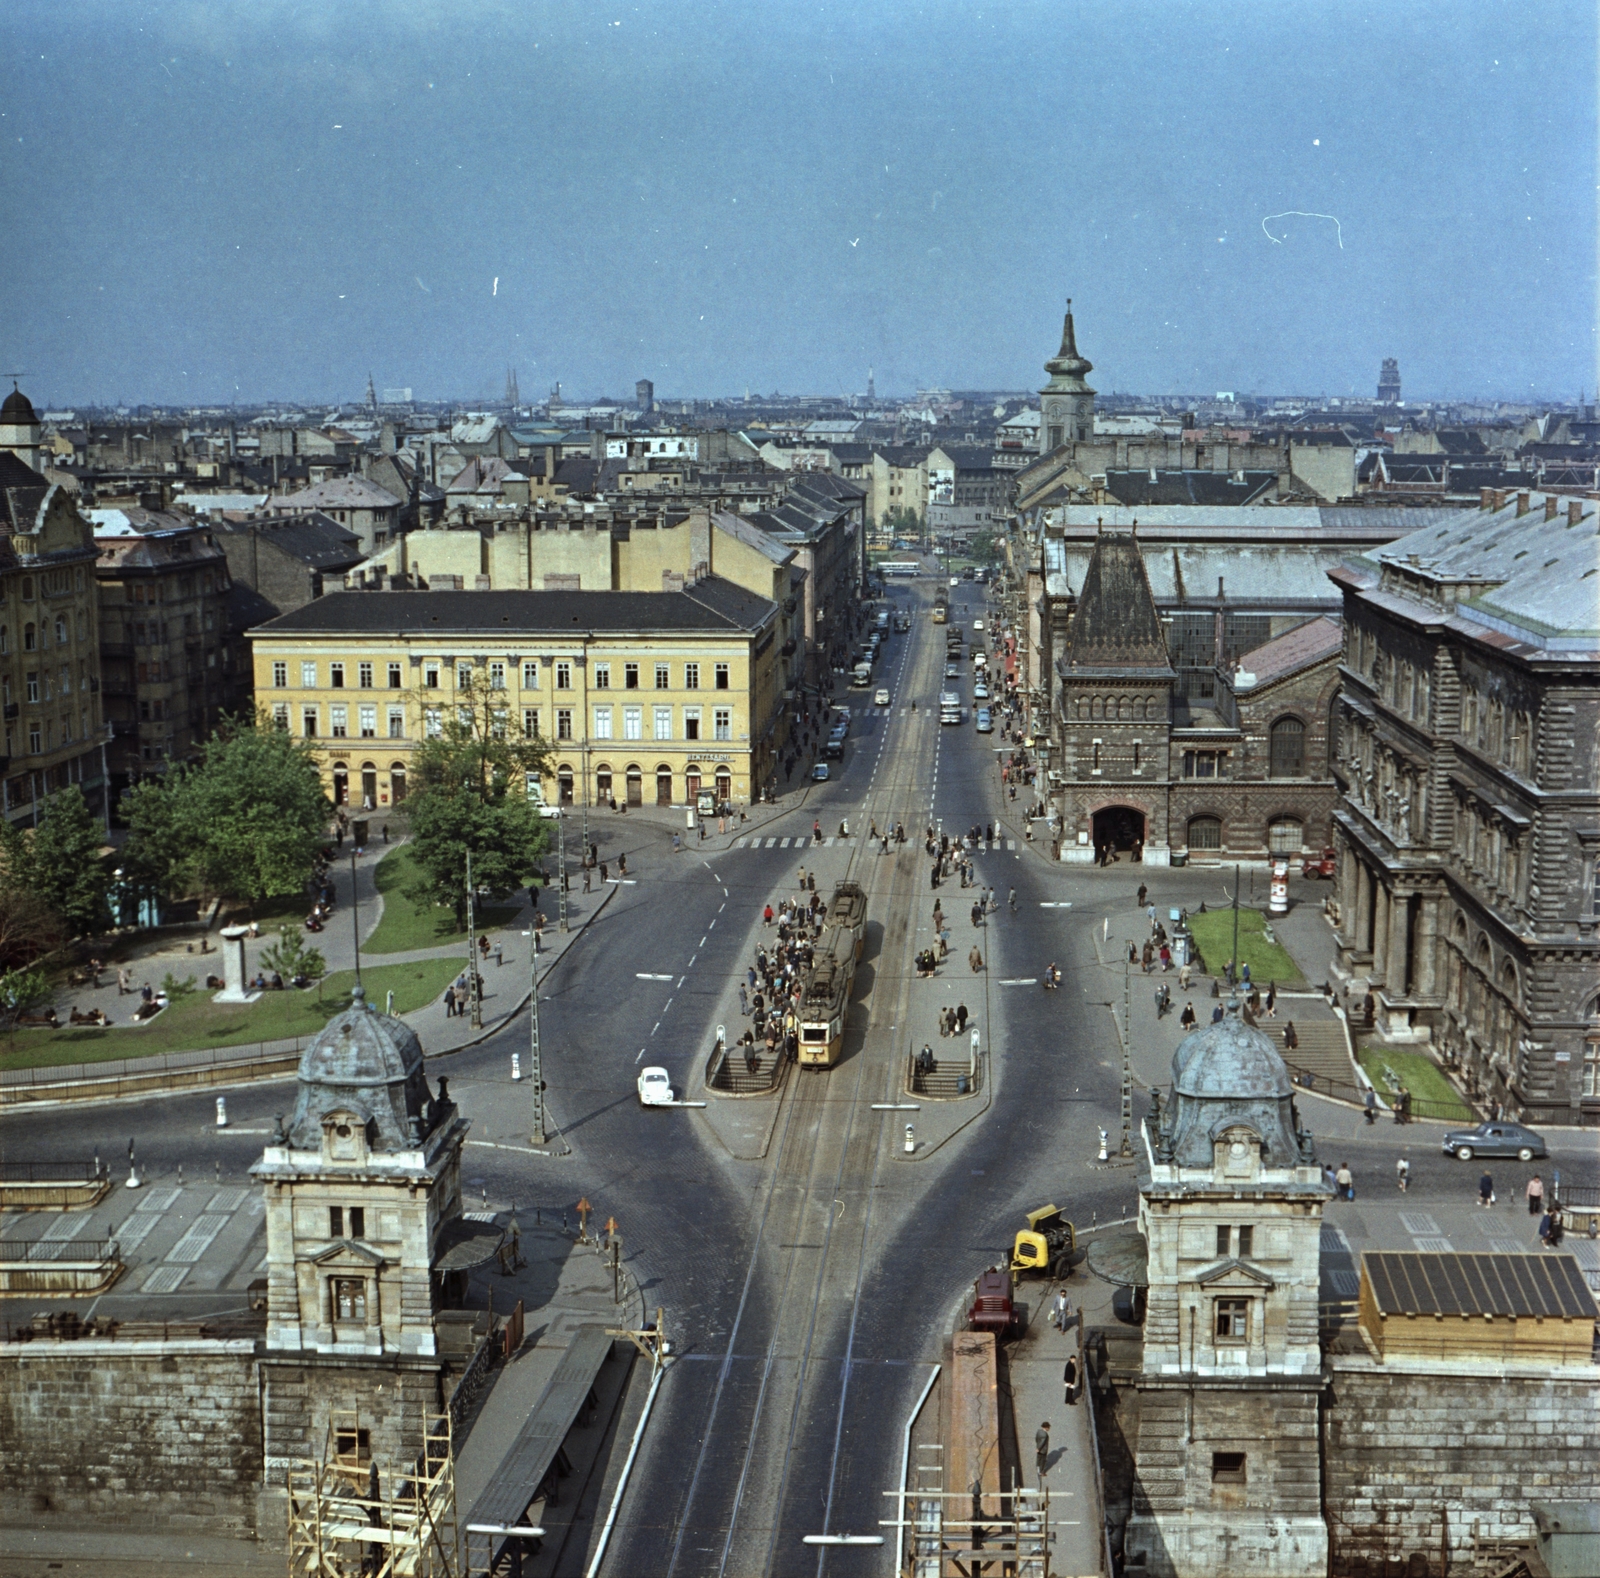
left=1257, top=1014, right=1357, bottom=1092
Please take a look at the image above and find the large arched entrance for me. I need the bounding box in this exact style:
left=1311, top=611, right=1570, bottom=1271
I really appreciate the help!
left=1092, top=805, right=1146, bottom=862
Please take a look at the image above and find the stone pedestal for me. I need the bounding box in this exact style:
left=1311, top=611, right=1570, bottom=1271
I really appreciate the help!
left=212, top=924, right=260, bottom=1004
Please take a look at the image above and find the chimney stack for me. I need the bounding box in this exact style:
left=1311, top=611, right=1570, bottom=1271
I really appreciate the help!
left=1568, top=500, right=1584, bottom=526
left=1515, top=491, right=1530, bottom=516
left=1544, top=495, right=1559, bottom=521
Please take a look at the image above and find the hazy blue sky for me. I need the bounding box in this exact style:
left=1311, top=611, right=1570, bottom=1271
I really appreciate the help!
left=2, top=1, right=1593, bottom=406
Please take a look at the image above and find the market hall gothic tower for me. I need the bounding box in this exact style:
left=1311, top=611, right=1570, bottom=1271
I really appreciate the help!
left=1124, top=1001, right=1331, bottom=1578
left=1039, top=299, right=1097, bottom=453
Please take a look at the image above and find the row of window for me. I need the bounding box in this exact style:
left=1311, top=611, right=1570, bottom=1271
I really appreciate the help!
left=280, top=702, right=736, bottom=743
left=0, top=570, right=85, bottom=602
left=272, top=658, right=735, bottom=692
left=3, top=664, right=88, bottom=705
left=1186, top=816, right=1304, bottom=853
left=4, top=710, right=93, bottom=756
left=0, top=613, right=85, bottom=654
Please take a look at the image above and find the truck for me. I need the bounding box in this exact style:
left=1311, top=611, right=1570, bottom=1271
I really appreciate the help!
left=1010, top=1205, right=1077, bottom=1280
left=939, top=691, right=962, bottom=725
left=967, top=1266, right=1021, bottom=1336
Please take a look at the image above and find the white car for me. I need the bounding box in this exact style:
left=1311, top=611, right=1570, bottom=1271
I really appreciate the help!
left=874, top=687, right=891, bottom=706
left=637, top=1067, right=673, bottom=1106
left=811, top=762, right=831, bottom=781
left=973, top=681, right=990, bottom=700
left=974, top=618, right=985, bottom=632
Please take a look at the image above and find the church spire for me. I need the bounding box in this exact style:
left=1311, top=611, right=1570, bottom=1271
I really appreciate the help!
left=1044, top=297, right=1093, bottom=386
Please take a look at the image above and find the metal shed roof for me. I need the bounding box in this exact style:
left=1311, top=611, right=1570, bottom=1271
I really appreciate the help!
left=1364, top=1251, right=1597, bottom=1320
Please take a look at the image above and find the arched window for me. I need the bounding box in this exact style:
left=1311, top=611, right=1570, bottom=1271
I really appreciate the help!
left=1187, top=816, right=1222, bottom=851
left=1269, top=716, right=1305, bottom=778
left=22, top=623, right=35, bottom=652
left=1090, top=696, right=1102, bottom=721
left=557, top=766, right=574, bottom=805
left=1118, top=696, right=1131, bottom=721
left=1134, top=696, right=1147, bottom=721
left=1267, top=818, right=1303, bottom=855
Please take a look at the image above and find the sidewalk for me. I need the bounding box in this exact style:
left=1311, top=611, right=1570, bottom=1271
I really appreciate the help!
left=1005, top=1257, right=1115, bottom=1578
left=10, top=839, right=618, bottom=1092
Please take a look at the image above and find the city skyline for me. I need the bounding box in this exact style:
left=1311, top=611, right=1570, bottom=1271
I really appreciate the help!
left=1, top=0, right=1593, bottom=409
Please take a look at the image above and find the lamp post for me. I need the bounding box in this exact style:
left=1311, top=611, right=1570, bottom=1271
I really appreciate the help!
left=465, top=848, right=481, bottom=1029
left=529, top=933, right=546, bottom=1145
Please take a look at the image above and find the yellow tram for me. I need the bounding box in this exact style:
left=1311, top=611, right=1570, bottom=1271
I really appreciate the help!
left=797, top=926, right=858, bottom=1068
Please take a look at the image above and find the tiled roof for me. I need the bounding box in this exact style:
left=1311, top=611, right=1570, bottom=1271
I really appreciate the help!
left=1235, top=616, right=1343, bottom=686
left=249, top=575, right=777, bottom=638
left=273, top=476, right=403, bottom=511
left=1062, top=531, right=1174, bottom=674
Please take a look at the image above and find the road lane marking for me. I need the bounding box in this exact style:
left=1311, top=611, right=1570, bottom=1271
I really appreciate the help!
left=1040, top=901, right=1072, bottom=908
left=998, top=977, right=1039, bottom=985
left=637, top=973, right=674, bottom=980
left=700, top=936, right=708, bottom=947
left=652, top=1021, right=661, bottom=1034
left=635, top=1047, right=647, bottom=1062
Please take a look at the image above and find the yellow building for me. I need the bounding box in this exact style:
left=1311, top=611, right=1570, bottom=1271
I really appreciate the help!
left=249, top=575, right=788, bottom=810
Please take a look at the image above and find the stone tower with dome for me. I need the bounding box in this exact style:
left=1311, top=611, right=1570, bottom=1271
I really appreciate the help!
left=250, top=987, right=503, bottom=1502
left=1122, top=999, right=1331, bottom=1578
left=1039, top=300, right=1096, bottom=454
left=0, top=384, right=44, bottom=474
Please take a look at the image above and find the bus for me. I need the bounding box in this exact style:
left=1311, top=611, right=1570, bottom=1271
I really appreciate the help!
left=880, top=560, right=921, bottom=577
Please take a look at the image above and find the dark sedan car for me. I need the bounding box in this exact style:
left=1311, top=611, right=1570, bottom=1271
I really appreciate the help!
left=1440, top=1121, right=1547, bottom=1162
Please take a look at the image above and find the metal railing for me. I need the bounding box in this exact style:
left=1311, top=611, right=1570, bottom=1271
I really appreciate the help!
left=1, top=1037, right=306, bottom=1090
left=1284, top=1059, right=1475, bottom=1124
left=0, top=1240, right=115, bottom=1263
left=0, top=1160, right=103, bottom=1182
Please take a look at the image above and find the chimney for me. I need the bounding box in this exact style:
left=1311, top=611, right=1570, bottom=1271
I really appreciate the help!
left=1217, top=575, right=1225, bottom=600
left=1480, top=486, right=1494, bottom=510
left=1544, top=495, right=1558, bottom=521
left=1568, top=500, right=1584, bottom=526
left=1515, top=491, right=1530, bottom=516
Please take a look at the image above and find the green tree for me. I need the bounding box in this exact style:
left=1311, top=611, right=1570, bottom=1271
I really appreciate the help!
left=121, top=712, right=331, bottom=913
left=967, top=530, right=1002, bottom=565
left=407, top=690, right=552, bottom=925
left=0, top=964, right=51, bottom=1022
left=259, top=925, right=327, bottom=989
left=24, top=787, right=111, bottom=936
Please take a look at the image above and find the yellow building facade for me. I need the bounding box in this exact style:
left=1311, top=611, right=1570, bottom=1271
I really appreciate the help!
left=249, top=577, right=788, bottom=811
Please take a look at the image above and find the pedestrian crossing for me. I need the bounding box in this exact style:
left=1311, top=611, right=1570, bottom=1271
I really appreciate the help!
left=730, top=834, right=1020, bottom=851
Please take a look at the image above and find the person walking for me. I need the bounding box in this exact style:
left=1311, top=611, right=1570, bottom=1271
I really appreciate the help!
left=1264, top=981, right=1277, bottom=1018
left=1008, top=887, right=1017, bottom=912
left=1479, top=1170, right=1495, bottom=1208
left=955, top=1003, right=969, bottom=1035
left=1363, top=1087, right=1377, bottom=1125
left=1396, top=1156, right=1410, bottom=1192
left=443, top=985, right=456, bottom=1018
left=1335, top=1162, right=1354, bottom=1201
left=1179, top=999, right=1196, bottom=1030
left=1035, top=1422, right=1051, bottom=1483
left=738, top=984, right=749, bottom=1016
left=1063, top=1354, right=1080, bottom=1406
left=1527, top=1174, right=1545, bottom=1216
left=1283, top=1020, right=1299, bottom=1052
left=969, top=945, right=983, bottom=972
left=117, top=965, right=131, bottom=996
left=1052, top=1288, right=1069, bottom=1332
left=1178, top=961, right=1192, bottom=992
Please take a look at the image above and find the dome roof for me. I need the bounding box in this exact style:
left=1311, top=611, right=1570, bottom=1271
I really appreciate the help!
left=1172, top=1008, right=1293, bottom=1099
left=286, top=985, right=431, bottom=1151
left=0, top=386, right=38, bottom=427
left=1155, top=999, right=1309, bottom=1169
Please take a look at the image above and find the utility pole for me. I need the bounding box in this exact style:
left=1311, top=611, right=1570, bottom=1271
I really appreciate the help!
left=557, top=813, right=569, bottom=934
left=529, top=934, right=546, bottom=1145
left=350, top=850, right=362, bottom=993
left=1120, top=948, right=1133, bottom=1157
left=465, top=848, right=482, bottom=1029
left=1231, top=861, right=1241, bottom=988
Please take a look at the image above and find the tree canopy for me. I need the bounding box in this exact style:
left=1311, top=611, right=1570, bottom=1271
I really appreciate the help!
left=121, top=713, right=330, bottom=910
left=406, top=695, right=552, bottom=924
left=24, top=786, right=112, bottom=936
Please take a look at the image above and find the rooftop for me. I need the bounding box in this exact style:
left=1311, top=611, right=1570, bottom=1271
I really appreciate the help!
left=249, top=576, right=778, bottom=639
left=1363, top=1250, right=1596, bottom=1321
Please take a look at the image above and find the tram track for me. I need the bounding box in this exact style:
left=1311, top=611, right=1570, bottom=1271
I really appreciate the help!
left=657, top=585, right=944, bottom=1578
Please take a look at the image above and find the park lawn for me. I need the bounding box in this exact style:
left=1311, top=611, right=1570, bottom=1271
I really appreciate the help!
left=363, top=845, right=519, bottom=955
left=0, top=957, right=460, bottom=1071
left=1357, top=1046, right=1474, bottom=1121
left=1185, top=907, right=1302, bottom=986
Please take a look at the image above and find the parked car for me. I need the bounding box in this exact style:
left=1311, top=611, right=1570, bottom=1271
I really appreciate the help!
left=1302, top=847, right=1337, bottom=880
left=1440, top=1121, right=1546, bottom=1162
left=874, top=687, right=891, bottom=706
left=828, top=724, right=849, bottom=746
left=973, top=681, right=990, bottom=700
left=637, top=1067, right=673, bottom=1106
left=811, top=762, right=831, bottom=781
left=975, top=709, right=993, bottom=732
left=944, top=663, right=961, bottom=680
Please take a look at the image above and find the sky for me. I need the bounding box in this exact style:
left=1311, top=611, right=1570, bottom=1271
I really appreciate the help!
left=1, top=0, right=1594, bottom=408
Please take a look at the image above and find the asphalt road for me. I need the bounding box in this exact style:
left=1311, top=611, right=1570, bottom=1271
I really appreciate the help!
left=6, top=574, right=1596, bottom=1578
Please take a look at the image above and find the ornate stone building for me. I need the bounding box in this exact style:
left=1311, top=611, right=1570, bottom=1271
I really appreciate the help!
left=1327, top=489, right=1600, bottom=1125
left=1123, top=1003, right=1330, bottom=1577
left=1053, top=528, right=1343, bottom=864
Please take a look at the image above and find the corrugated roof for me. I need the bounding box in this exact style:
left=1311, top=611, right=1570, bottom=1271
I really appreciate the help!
left=1236, top=615, right=1343, bottom=685
left=1364, top=1251, right=1597, bottom=1320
